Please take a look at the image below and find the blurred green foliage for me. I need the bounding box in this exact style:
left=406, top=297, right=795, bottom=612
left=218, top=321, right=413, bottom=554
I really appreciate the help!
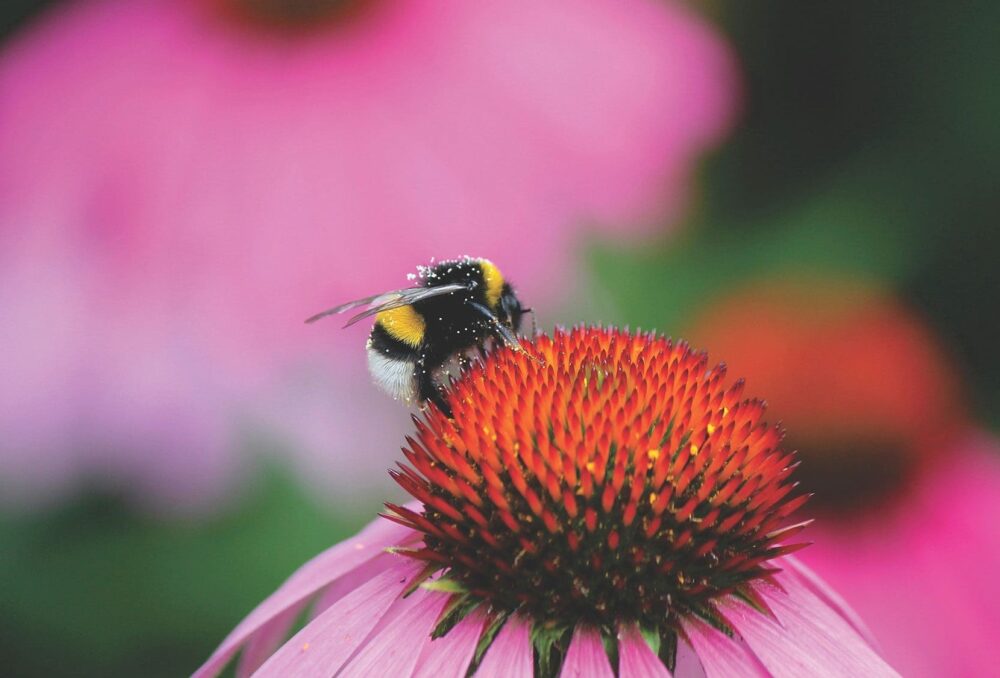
left=0, top=469, right=371, bottom=677
left=0, top=1, right=52, bottom=39
left=1, top=1, right=998, bottom=676
left=594, top=0, right=1000, bottom=427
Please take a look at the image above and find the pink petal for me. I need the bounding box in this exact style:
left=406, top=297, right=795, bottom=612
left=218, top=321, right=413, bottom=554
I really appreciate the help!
left=194, top=516, right=417, bottom=677
left=251, top=562, right=418, bottom=677
left=782, top=555, right=880, bottom=649
left=338, top=588, right=448, bottom=677
left=560, top=625, right=614, bottom=677
left=308, top=547, right=403, bottom=620
left=617, top=624, right=671, bottom=678
left=238, top=550, right=406, bottom=676
left=723, top=574, right=899, bottom=677
left=235, top=599, right=309, bottom=678
left=413, top=611, right=487, bottom=678
left=475, top=614, right=533, bottom=678
left=680, top=616, right=767, bottom=677
left=674, top=636, right=707, bottom=678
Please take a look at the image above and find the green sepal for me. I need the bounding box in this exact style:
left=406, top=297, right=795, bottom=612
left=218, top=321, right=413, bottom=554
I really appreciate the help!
left=531, top=621, right=572, bottom=678
left=431, top=593, right=481, bottom=640
left=466, top=609, right=512, bottom=677
left=691, top=603, right=737, bottom=638
left=601, top=631, right=619, bottom=673
left=659, top=628, right=678, bottom=673
left=640, top=624, right=661, bottom=655
left=421, top=576, right=468, bottom=594
left=401, top=562, right=442, bottom=597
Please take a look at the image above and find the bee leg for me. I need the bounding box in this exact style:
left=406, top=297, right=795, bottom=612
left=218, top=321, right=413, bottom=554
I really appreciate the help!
left=415, top=361, right=453, bottom=418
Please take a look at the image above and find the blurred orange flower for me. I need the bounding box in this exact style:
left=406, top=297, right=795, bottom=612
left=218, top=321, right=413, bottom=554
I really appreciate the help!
left=687, top=276, right=965, bottom=514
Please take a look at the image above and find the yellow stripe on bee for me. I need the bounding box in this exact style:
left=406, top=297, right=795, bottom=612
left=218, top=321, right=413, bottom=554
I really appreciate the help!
left=479, top=260, right=505, bottom=309
left=377, top=305, right=426, bottom=348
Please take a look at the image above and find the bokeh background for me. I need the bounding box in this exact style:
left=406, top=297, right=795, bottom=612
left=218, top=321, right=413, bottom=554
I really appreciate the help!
left=1, top=1, right=997, bottom=676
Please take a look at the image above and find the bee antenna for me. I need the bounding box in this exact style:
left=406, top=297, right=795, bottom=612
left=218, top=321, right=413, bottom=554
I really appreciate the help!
left=525, top=307, right=539, bottom=337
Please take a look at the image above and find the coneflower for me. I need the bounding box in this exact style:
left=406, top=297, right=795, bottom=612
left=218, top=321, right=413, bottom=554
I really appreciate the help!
left=195, top=328, right=896, bottom=676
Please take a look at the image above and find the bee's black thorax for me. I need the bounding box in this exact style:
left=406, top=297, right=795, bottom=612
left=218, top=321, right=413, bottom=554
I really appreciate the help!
left=371, top=259, right=496, bottom=355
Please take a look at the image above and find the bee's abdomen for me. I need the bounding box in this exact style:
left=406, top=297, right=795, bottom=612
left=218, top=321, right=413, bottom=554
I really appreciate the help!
left=367, top=323, right=418, bottom=402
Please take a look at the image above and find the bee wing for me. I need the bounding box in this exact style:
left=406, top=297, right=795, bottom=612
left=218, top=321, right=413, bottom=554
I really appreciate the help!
left=342, top=283, right=471, bottom=327
left=304, top=293, right=389, bottom=324
left=305, top=283, right=471, bottom=326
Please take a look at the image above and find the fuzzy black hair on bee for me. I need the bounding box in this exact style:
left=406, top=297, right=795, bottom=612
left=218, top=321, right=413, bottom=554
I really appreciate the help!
left=306, top=256, right=531, bottom=418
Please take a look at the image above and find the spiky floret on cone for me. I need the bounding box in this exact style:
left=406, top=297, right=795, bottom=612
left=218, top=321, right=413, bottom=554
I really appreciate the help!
left=386, top=327, right=809, bottom=644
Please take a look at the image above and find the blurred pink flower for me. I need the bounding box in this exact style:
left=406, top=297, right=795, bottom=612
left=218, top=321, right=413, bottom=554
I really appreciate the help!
left=0, top=0, right=736, bottom=510
left=800, top=433, right=1000, bottom=677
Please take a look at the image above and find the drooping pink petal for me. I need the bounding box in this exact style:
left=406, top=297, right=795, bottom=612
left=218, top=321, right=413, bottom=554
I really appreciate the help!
left=237, top=549, right=408, bottom=676
left=559, top=625, right=614, bottom=677
left=194, top=516, right=417, bottom=677
left=680, top=615, right=767, bottom=678
left=338, top=589, right=448, bottom=677
left=249, top=562, right=418, bottom=677
left=307, top=551, right=400, bottom=620
left=413, top=611, right=486, bottom=678
left=235, top=599, right=309, bottom=678
left=617, top=624, right=671, bottom=678
left=722, top=573, right=899, bottom=677
left=782, top=555, right=879, bottom=649
left=474, top=614, right=533, bottom=678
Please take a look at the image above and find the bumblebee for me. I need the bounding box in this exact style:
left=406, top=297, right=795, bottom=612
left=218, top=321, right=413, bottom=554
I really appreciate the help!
left=306, top=257, right=531, bottom=417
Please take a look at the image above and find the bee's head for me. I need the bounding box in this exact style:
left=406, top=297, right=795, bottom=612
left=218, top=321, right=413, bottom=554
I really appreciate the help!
left=497, top=283, right=526, bottom=333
